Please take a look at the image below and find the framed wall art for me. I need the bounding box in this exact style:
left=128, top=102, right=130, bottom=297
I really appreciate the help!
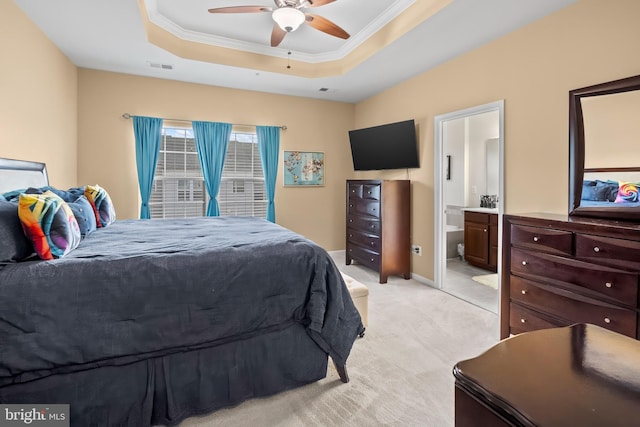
left=283, top=151, right=324, bottom=186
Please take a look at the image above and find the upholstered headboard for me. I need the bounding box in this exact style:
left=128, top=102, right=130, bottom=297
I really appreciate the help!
left=0, top=157, right=48, bottom=194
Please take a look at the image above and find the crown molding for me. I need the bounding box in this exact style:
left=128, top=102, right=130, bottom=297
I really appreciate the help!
left=144, top=0, right=416, bottom=63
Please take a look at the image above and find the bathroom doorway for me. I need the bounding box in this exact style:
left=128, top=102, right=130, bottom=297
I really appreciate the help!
left=433, top=101, right=504, bottom=314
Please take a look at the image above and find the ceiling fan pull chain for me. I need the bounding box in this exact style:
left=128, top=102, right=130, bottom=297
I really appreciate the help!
left=287, top=51, right=292, bottom=69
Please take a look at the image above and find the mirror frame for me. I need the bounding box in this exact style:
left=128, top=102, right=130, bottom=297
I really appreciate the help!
left=569, top=73, right=640, bottom=221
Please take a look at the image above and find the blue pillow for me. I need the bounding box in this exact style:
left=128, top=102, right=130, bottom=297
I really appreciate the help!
left=4, top=186, right=54, bottom=201
left=0, top=200, right=34, bottom=263
left=46, top=186, right=85, bottom=202
left=581, top=180, right=597, bottom=201
left=67, top=195, right=97, bottom=236
left=2, top=189, right=26, bottom=202
left=594, top=180, right=619, bottom=202
left=0, top=194, right=6, bottom=202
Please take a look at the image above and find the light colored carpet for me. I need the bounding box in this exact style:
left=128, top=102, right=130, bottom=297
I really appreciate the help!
left=471, top=273, right=499, bottom=290
left=178, top=251, right=499, bottom=427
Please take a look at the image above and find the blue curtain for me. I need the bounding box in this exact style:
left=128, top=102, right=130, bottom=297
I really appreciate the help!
left=257, top=126, right=280, bottom=223
left=133, top=116, right=163, bottom=219
left=192, top=121, right=232, bottom=216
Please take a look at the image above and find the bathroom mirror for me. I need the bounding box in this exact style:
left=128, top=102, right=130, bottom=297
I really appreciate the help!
left=569, top=74, right=640, bottom=221
left=486, top=138, right=499, bottom=197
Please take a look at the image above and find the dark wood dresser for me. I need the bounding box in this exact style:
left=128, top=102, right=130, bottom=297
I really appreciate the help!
left=501, top=213, right=640, bottom=340
left=345, top=179, right=410, bottom=283
left=454, top=324, right=640, bottom=427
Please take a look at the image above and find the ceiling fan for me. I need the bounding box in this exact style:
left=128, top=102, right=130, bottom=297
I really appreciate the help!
left=208, top=0, right=350, bottom=47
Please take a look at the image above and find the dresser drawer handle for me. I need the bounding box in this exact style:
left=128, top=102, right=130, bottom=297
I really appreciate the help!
left=521, top=261, right=527, bottom=266
left=349, top=219, right=353, bottom=223
left=370, top=258, right=375, bottom=263
left=593, top=246, right=600, bottom=253
left=349, top=234, right=353, bottom=238
left=370, top=242, right=375, bottom=246
left=349, top=204, right=353, bottom=208
left=533, top=236, right=539, bottom=242
left=605, top=282, right=613, bottom=288
left=370, top=225, right=375, bottom=229
left=520, top=318, right=526, bottom=323
left=367, top=191, right=372, bottom=194
left=604, top=317, right=611, bottom=324
left=521, top=290, right=527, bottom=295
left=483, top=229, right=487, bottom=232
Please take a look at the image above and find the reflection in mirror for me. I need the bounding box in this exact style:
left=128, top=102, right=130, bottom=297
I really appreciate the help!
left=569, top=74, right=640, bottom=221
left=486, top=138, right=499, bottom=196
left=582, top=90, right=640, bottom=169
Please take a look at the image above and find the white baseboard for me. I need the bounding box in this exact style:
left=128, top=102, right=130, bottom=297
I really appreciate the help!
left=410, top=272, right=437, bottom=288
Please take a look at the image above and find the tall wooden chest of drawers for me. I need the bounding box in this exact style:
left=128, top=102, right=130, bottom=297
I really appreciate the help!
left=501, top=213, right=640, bottom=340
left=345, top=179, right=410, bottom=283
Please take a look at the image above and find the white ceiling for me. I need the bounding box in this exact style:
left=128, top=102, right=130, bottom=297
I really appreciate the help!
left=14, top=0, right=576, bottom=103
left=149, top=0, right=413, bottom=59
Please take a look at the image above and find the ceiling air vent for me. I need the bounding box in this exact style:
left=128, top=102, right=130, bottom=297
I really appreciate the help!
left=148, top=62, right=173, bottom=70
left=319, top=88, right=329, bottom=92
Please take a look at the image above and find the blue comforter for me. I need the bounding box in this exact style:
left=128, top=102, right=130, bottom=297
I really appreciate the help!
left=0, top=217, right=363, bottom=386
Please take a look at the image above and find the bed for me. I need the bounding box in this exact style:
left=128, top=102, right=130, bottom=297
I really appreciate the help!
left=0, top=157, right=364, bottom=426
left=580, top=169, right=640, bottom=209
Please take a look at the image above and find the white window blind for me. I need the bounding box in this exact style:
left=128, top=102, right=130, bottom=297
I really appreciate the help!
left=150, top=127, right=205, bottom=219
left=149, top=127, right=267, bottom=219
left=219, top=132, right=267, bottom=218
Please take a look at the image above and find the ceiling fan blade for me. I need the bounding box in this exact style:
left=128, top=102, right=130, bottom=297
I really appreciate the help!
left=305, top=14, right=349, bottom=39
left=307, top=0, right=338, bottom=7
left=271, top=24, right=287, bottom=47
left=208, top=6, right=272, bottom=13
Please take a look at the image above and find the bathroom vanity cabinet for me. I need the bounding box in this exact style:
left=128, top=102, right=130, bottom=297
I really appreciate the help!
left=464, top=210, right=498, bottom=272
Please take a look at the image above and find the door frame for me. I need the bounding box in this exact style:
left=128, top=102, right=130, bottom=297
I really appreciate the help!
left=433, top=100, right=505, bottom=312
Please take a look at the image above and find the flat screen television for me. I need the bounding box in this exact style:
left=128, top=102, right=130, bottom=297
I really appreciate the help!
left=348, top=119, right=419, bottom=171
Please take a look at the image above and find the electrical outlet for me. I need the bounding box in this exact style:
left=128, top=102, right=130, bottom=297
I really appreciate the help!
left=411, top=245, right=422, bottom=256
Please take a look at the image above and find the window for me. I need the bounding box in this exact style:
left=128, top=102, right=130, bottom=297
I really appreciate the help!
left=149, top=127, right=266, bottom=219
left=232, top=180, right=245, bottom=193
left=219, top=132, right=267, bottom=217
left=150, top=127, right=205, bottom=219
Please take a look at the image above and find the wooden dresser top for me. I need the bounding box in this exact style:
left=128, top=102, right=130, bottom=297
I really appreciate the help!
left=454, top=324, right=640, bottom=427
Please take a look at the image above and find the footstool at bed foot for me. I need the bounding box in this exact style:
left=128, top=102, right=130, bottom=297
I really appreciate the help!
left=340, top=272, right=369, bottom=330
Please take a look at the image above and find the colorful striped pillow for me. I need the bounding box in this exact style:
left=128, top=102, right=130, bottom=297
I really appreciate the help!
left=18, top=191, right=81, bottom=260
left=84, top=185, right=116, bottom=228
left=614, top=181, right=639, bottom=203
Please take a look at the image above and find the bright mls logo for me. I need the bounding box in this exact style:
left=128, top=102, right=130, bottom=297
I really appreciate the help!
left=0, top=405, right=69, bottom=426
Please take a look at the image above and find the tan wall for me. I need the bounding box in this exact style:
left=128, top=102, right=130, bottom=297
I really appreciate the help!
left=77, top=70, right=355, bottom=250
left=0, top=0, right=77, bottom=188
left=354, top=0, right=640, bottom=281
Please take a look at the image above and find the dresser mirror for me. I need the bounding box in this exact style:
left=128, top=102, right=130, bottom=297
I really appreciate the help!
left=569, top=74, right=640, bottom=221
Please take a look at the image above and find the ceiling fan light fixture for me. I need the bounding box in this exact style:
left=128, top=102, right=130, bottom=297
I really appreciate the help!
left=272, top=7, right=305, bottom=33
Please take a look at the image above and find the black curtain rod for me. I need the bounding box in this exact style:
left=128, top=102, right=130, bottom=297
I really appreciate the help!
left=121, top=113, right=287, bottom=130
